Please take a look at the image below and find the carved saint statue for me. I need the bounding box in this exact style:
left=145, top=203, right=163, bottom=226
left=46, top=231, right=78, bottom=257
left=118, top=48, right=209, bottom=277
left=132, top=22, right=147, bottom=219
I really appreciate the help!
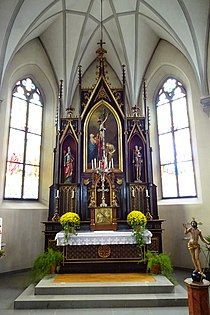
left=133, top=145, right=143, bottom=182
left=63, top=146, right=74, bottom=183
left=183, top=220, right=210, bottom=275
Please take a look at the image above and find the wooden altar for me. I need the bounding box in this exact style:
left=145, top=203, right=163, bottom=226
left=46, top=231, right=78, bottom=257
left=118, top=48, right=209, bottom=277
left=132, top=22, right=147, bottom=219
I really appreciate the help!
left=43, top=40, right=164, bottom=273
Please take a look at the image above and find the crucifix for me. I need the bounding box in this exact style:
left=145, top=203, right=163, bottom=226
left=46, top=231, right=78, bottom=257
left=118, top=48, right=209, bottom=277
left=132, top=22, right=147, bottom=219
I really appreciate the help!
left=97, top=172, right=109, bottom=207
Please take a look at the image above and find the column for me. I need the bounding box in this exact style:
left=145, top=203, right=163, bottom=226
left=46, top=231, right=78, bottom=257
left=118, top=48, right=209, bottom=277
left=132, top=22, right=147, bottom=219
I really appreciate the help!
left=184, top=278, right=210, bottom=315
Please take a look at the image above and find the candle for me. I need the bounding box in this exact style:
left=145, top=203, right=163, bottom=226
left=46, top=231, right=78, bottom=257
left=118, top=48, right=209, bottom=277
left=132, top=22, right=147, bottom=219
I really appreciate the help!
left=104, top=157, right=107, bottom=168
left=146, top=189, right=149, bottom=197
left=56, top=189, right=59, bottom=198
left=71, top=189, right=74, bottom=199
left=111, top=158, right=114, bottom=168
left=94, top=158, right=96, bottom=168
left=91, top=159, right=94, bottom=169
left=132, top=188, right=135, bottom=197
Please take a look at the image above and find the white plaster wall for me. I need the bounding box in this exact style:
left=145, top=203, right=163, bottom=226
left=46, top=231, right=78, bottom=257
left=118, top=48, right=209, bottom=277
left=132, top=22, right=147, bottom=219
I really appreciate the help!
left=0, top=39, right=57, bottom=272
left=146, top=40, right=210, bottom=270
left=0, top=205, right=47, bottom=273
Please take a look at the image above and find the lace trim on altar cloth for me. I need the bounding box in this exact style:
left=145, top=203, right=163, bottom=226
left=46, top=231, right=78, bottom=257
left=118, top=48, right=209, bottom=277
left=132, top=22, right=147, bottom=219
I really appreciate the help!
left=55, top=230, right=152, bottom=246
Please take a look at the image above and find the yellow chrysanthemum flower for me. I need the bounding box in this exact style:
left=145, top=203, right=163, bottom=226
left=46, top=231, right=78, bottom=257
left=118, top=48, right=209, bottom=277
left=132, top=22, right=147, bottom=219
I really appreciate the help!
left=60, top=212, right=80, bottom=241
left=127, top=210, right=147, bottom=249
left=60, top=212, right=80, bottom=226
left=127, top=210, right=147, bottom=227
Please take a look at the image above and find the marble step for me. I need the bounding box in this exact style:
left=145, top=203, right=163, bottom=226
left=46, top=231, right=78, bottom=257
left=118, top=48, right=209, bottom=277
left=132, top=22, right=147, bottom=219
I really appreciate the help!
left=35, top=274, right=175, bottom=295
left=14, top=284, right=187, bottom=309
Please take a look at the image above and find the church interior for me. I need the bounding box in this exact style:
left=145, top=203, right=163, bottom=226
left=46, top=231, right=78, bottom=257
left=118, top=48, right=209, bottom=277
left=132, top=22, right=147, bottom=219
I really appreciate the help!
left=0, top=0, right=210, bottom=311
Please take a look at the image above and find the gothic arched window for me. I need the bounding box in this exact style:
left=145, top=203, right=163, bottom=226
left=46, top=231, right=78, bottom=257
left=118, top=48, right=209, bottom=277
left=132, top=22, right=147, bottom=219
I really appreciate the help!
left=156, top=77, right=196, bottom=198
left=4, top=78, right=43, bottom=199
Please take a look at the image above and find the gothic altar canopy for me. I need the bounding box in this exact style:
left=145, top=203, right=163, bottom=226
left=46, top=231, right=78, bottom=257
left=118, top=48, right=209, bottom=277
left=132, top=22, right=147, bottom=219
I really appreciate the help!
left=43, top=41, right=163, bottom=272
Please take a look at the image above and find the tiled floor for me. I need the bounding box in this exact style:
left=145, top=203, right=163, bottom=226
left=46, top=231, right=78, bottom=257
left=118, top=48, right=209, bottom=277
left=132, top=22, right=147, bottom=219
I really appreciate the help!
left=0, top=269, right=192, bottom=315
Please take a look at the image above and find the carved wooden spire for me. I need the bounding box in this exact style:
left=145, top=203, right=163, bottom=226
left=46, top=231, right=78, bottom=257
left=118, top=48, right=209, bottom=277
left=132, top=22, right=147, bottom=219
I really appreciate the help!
left=96, top=40, right=107, bottom=76
left=96, top=0, right=107, bottom=76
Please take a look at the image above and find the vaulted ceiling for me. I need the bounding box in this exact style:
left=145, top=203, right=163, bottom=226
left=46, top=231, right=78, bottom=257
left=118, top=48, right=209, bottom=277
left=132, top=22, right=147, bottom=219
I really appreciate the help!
left=0, top=0, right=209, bottom=107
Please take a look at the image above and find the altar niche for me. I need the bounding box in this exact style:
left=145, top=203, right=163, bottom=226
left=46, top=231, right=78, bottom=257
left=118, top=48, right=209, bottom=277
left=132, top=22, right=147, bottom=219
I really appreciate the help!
left=83, top=101, right=121, bottom=231
left=88, top=172, right=118, bottom=231
left=44, top=45, right=163, bottom=272
left=84, top=101, right=123, bottom=173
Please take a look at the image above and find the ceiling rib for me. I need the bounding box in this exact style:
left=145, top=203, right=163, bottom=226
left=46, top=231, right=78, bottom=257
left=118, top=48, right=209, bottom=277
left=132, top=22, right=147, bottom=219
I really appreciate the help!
left=109, top=0, right=133, bottom=105
left=67, top=0, right=95, bottom=106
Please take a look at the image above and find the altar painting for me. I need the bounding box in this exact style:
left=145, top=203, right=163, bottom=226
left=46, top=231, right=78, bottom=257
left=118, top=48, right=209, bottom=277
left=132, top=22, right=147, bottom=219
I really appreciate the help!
left=84, top=102, right=122, bottom=171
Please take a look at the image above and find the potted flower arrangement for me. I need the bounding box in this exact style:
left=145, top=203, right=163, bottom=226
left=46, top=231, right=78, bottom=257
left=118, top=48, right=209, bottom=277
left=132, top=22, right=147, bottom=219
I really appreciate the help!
left=31, top=248, right=64, bottom=283
left=144, top=250, right=177, bottom=284
left=60, top=211, right=80, bottom=241
left=127, top=210, right=147, bottom=251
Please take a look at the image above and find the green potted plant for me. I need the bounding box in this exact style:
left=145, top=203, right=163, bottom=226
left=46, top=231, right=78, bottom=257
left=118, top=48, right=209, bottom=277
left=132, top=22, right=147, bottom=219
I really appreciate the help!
left=144, top=250, right=177, bottom=284
left=31, top=248, right=64, bottom=283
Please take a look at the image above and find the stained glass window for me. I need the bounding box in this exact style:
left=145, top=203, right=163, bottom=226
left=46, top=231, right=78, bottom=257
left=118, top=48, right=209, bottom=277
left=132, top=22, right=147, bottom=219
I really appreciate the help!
left=156, top=78, right=196, bottom=198
left=4, top=78, right=43, bottom=199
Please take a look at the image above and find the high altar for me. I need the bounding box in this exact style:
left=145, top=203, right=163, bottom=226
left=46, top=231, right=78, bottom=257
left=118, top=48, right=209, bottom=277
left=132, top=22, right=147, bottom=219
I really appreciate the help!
left=43, top=41, right=164, bottom=273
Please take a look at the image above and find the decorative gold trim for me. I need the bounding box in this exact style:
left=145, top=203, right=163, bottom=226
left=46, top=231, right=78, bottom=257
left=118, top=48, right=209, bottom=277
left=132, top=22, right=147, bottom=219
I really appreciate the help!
left=127, top=122, right=146, bottom=143
left=81, top=76, right=125, bottom=119
left=98, top=245, right=111, bottom=258
left=95, top=207, right=113, bottom=224
left=83, top=178, right=90, bottom=185
left=116, top=178, right=123, bottom=185
left=60, top=121, right=78, bottom=143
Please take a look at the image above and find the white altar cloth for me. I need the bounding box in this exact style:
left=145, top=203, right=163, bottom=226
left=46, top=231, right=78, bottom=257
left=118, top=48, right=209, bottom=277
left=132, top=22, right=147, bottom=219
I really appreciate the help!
left=55, top=230, right=152, bottom=246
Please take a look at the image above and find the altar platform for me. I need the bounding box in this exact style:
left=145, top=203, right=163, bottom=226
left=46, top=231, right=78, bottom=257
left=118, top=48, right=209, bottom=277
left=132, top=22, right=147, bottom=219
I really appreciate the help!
left=14, top=273, right=188, bottom=309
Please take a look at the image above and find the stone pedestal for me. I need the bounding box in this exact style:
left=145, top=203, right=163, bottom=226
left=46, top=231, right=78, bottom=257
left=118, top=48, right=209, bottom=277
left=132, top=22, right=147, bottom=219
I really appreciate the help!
left=184, top=278, right=210, bottom=315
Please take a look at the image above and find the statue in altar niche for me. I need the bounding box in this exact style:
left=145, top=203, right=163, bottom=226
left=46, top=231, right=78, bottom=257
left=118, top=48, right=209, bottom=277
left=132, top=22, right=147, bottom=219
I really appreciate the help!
left=133, top=145, right=143, bottom=182
left=63, top=146, right=74, bottom=183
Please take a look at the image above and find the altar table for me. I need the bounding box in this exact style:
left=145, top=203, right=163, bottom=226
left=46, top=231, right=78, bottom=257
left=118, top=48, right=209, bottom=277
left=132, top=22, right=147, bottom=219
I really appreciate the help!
left=55, top=230, right=152, bottom=246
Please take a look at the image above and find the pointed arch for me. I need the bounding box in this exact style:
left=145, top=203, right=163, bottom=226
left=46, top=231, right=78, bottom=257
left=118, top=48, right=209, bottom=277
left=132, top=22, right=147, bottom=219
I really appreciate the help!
left=83, top=100, right=123, bottom=172
left=155, top=77, right=197, bottom=198
left=4, top=77, right=44, bottom=199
